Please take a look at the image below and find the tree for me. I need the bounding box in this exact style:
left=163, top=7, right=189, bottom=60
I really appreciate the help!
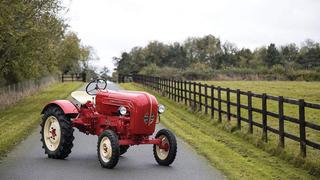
left=112, top=34, right=320, bottom=80
left=0, top=0, right=66, bottom=84
left=236, top=48, right=253, bottom=68
left=281, top=43, right=299, bottom=63
left=166, top=42, right=187, bottom=68
left=263, top=43, right=282, bottom=67
left=57, top=32, right=82, bottom=74
left=100, top=66, right=110, bottom=80
left=298, top=39, right=320, bottom=69
left=219, top=41, right=238, bottom=68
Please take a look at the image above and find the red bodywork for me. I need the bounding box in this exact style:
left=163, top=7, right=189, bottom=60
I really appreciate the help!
left=42, top=90, right=163, bottom=146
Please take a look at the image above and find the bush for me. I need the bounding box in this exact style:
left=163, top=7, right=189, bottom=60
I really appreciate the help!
left=139, top=64, right=182, bottom=79
left=182, top=63, right=213, bottom=80
left=270, top=64, right=286, bottom=75
left=137, top=64, right=320, bottom=81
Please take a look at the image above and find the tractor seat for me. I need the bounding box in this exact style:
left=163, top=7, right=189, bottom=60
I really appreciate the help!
left=71, top=91, right=95, bottom=104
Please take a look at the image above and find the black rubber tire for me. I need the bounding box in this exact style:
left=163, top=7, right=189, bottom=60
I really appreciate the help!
left=40, top=106, right=74, bottom=159
left=153, top=129, right=177, bottom=166
left=97, top=130, right=120, bottom=169
left=119, top=145, right=130, bottom=155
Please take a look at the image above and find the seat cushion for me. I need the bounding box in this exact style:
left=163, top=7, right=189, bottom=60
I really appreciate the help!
left=71, top=91, right=94, bottom=104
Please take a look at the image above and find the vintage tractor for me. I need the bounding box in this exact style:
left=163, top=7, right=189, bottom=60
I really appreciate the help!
left=40, top=79, right=177, bottom=169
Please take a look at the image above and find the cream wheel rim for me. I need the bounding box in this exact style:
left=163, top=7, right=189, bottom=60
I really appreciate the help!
left=100, top=137, right=112, bottom=163
left=44, top=116, right=61, bottom=151
left=156, top=135, right=170, bottom=160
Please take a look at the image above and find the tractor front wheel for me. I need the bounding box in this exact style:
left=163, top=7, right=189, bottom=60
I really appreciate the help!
left=153, top=129, right=177, bottom=166
left=40, top=106, right=74, bottom=159
left=97, top=130, right=120, bottom=169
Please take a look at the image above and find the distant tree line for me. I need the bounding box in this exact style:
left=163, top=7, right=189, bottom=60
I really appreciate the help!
left=0, top=0, right=97, bottom=86
left=113, top=35, right=320, bottom=81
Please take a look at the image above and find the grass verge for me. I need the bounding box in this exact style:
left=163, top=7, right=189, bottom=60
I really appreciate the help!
left=0, top=82, right=83, bottom=158
left=196, top=81, right=320, bottom=174
left=121, top=82, right=318, bottom=180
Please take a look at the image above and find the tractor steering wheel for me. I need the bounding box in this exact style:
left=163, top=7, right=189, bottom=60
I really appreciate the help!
left=86, top=79, right=107, bottom=95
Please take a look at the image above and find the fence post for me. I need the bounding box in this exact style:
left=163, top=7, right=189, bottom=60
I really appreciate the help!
left=237, top=89, right=241, bottom=129
left=180, top=81, right=183, bottom=102
left=189, top=81, right=192, bottom=107
left=262, top=93, right=268, bottom=142
left=61, top=74, right=64, bottom=82
left=169, top=79, right=171, bottom=99
left=226, top=88, right=231, bottom=121
left=204, top=84, right=208, bottom=114
left=162, top=78, right=165, bottom=95
left=176, top=80, right=179, bottom=102
left=174, top=80, right=177, bottom=102
left=211, top=85, right=214, bottom=119
left=177, top=81, right=181, bottom=102
left=278, top=96, right=285, bottom=148
left=218, top=86, right=222, bottom=122
left=193, top=82, right=196, bottom=110
left=248, top=91, right=253, bottom=134
left=199, top=83, right=202, bottom=111
left=166, top=78, right=169, bottom=98
left=82, top=73, right=86, bottom=82
left=172, top=79, right=174, bottom=100
left=184, top=81, right=187, bottom=105
left=299, top=99, right=306, bottom=157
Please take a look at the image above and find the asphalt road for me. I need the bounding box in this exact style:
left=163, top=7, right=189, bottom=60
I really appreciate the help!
left=0, top=82, right=225, bottom=180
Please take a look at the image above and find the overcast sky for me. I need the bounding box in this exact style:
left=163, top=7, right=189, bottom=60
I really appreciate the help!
left=64, top=0, right=320, bottom=72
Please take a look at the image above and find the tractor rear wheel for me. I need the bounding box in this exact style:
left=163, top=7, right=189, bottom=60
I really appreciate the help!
left=40, top=106, right=74, bottom=159
left=119, top=145, right=130, bottom=155
left=97, top=130, right=120, bottom=169
left=153, top=129, right=177, bottom=166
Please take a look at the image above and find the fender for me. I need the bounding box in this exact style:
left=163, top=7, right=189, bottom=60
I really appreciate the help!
left=41, top=100, right=79, bottom=115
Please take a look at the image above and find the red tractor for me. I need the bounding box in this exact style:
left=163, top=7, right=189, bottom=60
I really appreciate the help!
left=40, top=79, right=177, bottom=169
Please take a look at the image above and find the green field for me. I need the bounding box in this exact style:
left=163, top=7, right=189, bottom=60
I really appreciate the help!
left=196, top=81, right=320, bottom=168
left=0, top=82, right=84, bottom=157
left=121, top=82, right=320, bottom=179
left=199, top=81, right=320, bottom=103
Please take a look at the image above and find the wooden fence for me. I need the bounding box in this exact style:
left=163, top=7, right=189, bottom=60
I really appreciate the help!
left=61, top=73, right=86, bottom=82
left=0, top=75, right=60, bottom=109
left=121, top=74, right=320, bottom=157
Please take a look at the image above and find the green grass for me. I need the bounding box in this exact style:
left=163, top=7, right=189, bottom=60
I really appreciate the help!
left=199, top=81, right=320, bottom=103
left=0, top=82, right=84, bottom=157
left=196, top=81, right=320, bottom=172
left=121, top=82, right=319, bottom=180
left=167, top=80, right=320, bottom=173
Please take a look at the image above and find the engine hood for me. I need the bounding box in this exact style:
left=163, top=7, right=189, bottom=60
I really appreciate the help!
left=95, top=90, right=159, bottom=135
left=95, top=90, right=159, bottom=116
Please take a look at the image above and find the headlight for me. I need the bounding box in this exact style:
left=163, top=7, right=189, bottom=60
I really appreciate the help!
left=158, top=104, right=165, bottom=114
left=119, top=106, right=127, bottom=115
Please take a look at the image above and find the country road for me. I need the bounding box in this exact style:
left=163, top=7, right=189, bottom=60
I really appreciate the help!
left=0, top=82, right=225, bottom=180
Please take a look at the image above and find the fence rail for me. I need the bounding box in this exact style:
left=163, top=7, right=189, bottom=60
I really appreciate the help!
left=61, top=73, right=86, bottom=82
left=120, top=74, right=320, bottom=157
left=0, top=75, right=60, bottom=109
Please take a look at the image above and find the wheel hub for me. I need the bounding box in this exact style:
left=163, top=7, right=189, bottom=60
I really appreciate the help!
left=44, top=116, right=61, bottom=151
left=156, top=135, right=170, bottom=160
left=100, top=137, right=112, bottom=162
